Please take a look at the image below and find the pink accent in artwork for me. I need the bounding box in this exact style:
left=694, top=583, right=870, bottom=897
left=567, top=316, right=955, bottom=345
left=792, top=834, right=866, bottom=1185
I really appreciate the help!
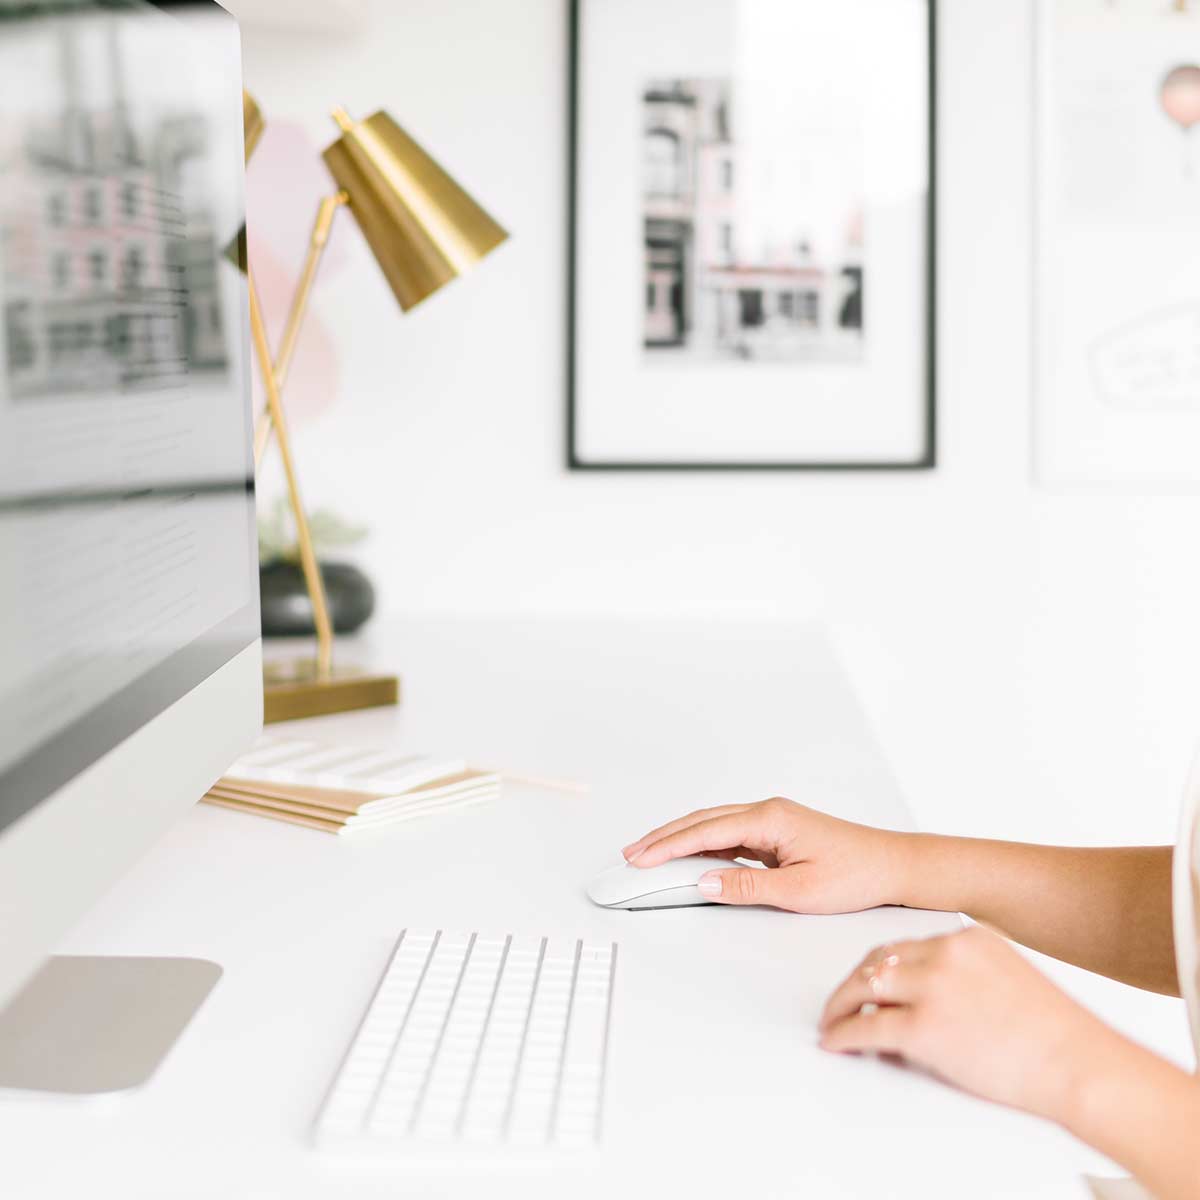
left=1161, top=64, right=1200, bottom=131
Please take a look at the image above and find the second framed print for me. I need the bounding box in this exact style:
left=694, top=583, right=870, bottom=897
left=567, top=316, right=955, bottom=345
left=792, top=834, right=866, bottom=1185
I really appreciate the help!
left=1033, top=0, right=1200, bottom=487
left=568, top=0, right=936, bottom=470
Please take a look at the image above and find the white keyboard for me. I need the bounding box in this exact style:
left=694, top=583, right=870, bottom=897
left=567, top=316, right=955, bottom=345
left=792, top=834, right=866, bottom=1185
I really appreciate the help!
left=313, top=930, right=618, bottom=1158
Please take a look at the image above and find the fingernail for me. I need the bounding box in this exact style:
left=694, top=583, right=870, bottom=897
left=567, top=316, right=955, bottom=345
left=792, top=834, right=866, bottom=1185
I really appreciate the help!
left=697, top=873, right=722, bottom=897
left=622, top=844, right=640, bottom=861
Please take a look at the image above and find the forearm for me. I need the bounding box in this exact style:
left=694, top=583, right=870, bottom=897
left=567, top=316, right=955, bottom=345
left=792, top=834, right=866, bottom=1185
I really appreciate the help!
left=1064, top=1028, right=1200, bottom=1200
left=892, top=835, right=1178, bottom=994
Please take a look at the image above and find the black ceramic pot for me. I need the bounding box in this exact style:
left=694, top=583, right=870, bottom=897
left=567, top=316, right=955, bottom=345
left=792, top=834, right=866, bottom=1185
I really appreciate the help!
left=259, top=559, right=376, bottom=637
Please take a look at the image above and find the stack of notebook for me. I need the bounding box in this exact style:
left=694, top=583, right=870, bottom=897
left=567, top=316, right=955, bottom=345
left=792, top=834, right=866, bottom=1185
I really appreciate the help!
left=202, top=735, right=501, bottom=835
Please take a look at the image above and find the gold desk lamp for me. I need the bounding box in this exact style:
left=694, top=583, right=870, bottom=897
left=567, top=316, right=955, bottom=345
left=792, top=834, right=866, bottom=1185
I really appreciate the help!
left=241, top=93, right=508, bottom=722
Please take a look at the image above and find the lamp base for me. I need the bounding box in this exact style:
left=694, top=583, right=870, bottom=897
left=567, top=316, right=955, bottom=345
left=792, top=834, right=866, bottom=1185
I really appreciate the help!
left=263, top=658, right=400, bottom=724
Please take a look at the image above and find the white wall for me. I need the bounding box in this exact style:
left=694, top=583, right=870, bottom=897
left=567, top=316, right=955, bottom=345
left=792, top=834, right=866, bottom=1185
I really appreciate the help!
left=237, top=0, right=1200, bottom=848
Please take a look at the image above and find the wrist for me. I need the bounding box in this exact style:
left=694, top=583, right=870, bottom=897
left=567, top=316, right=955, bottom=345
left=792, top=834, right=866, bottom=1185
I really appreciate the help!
left=1057, top=1024, right=1184, bottom=1145
left=1032, top=1013, right=1126, bottom=1128
left=886, top=831, right=947, bottom=910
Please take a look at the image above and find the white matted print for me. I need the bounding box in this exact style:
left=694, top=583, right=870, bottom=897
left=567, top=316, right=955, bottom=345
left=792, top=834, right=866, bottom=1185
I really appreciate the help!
left=569, top=0, right=933, bottom=469
left=1035, top=0, right=1200, bottom=486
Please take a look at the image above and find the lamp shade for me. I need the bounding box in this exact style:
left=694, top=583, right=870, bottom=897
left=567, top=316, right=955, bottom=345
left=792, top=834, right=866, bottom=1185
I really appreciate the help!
left=224, top=91, right=263, bottom=272
left=243, top=90, right=264, bottom=163
left=321, top=108, right=508, bottom=311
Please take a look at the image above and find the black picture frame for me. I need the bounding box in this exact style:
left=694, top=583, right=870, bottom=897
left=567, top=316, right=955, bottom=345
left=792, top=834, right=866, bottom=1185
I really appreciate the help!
left=566, top=0, right=937, bottom=471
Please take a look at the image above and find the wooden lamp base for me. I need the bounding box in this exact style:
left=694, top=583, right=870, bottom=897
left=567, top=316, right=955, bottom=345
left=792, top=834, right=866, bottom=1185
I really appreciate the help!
left=262, top=658, right=400, bottom=724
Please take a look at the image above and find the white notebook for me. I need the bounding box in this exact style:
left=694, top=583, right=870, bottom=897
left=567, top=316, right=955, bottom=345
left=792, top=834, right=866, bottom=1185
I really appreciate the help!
left=205, top=735, right=501, bottom=835
left=228, top=735, right=467, bottom=793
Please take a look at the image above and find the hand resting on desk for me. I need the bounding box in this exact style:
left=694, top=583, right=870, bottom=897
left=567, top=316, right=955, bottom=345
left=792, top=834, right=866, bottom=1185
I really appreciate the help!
left=620, top=797, right=1200, bottom=1200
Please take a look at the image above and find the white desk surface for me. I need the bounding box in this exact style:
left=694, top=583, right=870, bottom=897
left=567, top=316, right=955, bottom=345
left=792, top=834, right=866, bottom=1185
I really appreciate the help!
left=2, top=618, right=1113, bottom=1198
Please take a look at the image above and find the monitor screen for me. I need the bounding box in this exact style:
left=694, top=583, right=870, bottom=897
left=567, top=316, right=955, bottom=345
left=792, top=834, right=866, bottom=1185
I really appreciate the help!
left=0, top=1, right=258, bottom=833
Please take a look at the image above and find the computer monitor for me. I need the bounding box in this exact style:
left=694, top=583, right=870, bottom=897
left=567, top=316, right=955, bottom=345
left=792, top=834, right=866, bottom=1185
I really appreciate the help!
left=0, top=0, right=260, bottom=1089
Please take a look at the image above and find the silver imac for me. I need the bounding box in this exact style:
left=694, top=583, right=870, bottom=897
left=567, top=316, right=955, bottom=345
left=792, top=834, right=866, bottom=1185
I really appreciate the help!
left=0, top=0, right=260, bottom=1091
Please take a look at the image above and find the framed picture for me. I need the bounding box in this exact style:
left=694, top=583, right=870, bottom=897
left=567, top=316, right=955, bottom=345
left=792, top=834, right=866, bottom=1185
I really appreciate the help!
left=567, top=0, right=936, bottom=470
left=1034, top=0, right=1200, bottom=486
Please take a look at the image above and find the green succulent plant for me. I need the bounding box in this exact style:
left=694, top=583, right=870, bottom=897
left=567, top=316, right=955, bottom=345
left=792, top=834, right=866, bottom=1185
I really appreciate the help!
left=257, top=496, right=368, bottom=566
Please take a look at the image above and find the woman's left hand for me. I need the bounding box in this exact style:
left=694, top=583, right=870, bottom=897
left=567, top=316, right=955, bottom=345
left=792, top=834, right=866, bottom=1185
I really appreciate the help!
left=819, top=925, right=1117, bottom=1122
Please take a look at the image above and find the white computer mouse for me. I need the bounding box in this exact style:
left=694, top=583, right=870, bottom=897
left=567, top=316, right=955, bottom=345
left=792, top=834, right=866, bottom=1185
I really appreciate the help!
left=586, top=854, right=744, bottom=910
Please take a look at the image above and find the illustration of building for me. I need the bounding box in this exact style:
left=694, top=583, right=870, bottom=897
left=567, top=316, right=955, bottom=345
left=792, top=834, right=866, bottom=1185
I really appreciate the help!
left=643, top=79, right=712, bottom=348
left=1, top=14, right=227, bottom=401
left=642, top=78, right=864, bottom=362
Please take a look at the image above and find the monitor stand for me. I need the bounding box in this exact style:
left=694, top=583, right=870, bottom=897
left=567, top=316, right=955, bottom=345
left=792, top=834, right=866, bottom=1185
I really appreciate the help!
left=0, top=955, right=221, bottom=1094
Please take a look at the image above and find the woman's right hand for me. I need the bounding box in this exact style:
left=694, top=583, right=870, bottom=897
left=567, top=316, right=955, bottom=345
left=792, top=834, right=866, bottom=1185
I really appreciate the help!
left=621, top=798, right=916, bottom=913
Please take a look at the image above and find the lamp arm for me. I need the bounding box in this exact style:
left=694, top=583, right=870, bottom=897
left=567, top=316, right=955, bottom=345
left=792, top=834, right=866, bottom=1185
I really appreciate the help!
left=276, top=189, right=349, bottom=390
left=247, top=265, right=335, bottom=679
left=251, top=190, right=350, bottom=464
